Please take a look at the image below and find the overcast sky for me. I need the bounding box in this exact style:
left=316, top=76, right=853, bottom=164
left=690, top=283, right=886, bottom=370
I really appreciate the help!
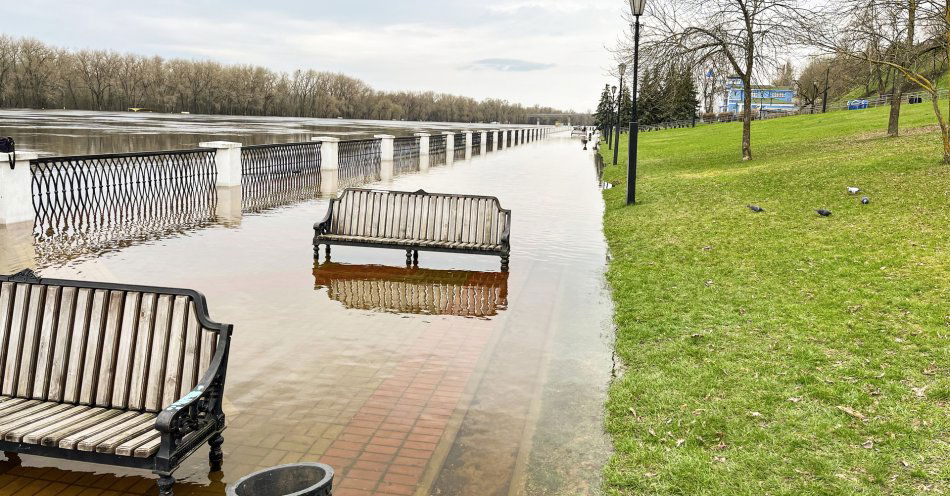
left=6, top=0, right=630, bottom=112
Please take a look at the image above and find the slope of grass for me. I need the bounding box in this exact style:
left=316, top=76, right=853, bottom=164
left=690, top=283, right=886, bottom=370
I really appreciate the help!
left=599, top=104, right=949, bottom=495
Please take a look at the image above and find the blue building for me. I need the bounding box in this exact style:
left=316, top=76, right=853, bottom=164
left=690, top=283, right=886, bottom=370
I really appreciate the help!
left=721, top=76, right=795, bottom=113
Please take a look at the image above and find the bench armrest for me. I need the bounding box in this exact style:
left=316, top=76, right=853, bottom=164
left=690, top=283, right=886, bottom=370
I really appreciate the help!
left=500, top=209, right=512, bottom=251
left=314, top=199, right=336, bottom=235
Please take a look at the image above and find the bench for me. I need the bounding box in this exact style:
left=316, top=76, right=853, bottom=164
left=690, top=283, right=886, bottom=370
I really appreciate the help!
left=314, top=188, right=512, bottom=269
left=0, top=269, right=232, bottom=496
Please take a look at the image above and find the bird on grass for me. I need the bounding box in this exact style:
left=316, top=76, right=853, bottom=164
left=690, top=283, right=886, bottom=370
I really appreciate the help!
left=848, top=187, right=861, bottom=194
left=747, top=205, right=765, bottom=213
left=861, top=197, right=870, bottom=204
left=816, top=209, right=832, bottom=216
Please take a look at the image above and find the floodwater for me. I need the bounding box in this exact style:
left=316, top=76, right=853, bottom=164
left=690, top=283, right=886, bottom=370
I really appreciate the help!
left=0, top=116, right=612, bottom=496
left=0, top=109, right=532, bottom=157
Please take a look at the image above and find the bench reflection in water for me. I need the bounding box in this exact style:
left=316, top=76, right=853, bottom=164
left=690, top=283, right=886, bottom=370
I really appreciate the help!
left=313, top=262, right=508, bottom=317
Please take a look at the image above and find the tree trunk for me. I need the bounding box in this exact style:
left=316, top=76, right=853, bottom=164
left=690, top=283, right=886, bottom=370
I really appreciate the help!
left=742, top=75, right=753, bottom=161
left=888, top=77, right=903, bottom=137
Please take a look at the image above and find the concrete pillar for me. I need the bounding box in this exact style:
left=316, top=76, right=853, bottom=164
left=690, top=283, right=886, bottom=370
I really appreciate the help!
left=0, top=221, right=35, bottom=272
left=464, top=131, right=473, bottom=160
left=312, top=137, right=340, bottom=194
left=479, top=131, right=487, bottom=155
left=492, top=130, right=500, bottom=151
left=415, top=133, right=430, bottom=172
left=443, top=132, right=454, bottom=166
left=0, top=152, right=37, bottom=226
left=215, top=186, right=243, bottom=226
left=501, top=130, right=508, bottom=150
left=199, top=141, right=242, bottom=187
left=376, top=134, right=395, bottom=181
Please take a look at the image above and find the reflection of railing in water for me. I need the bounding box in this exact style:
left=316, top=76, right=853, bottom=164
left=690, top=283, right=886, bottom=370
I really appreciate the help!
left=338, top=139, right=381, bottom=188
left=394, top=136, right=420, bottom=174
left=429, top=134, right=446, bottom=167
left=313, top=261, right=509, bottom=317
left=30, top=150, right=219, bottom=263
left=453, top=133, right=466, bottom=161
left=241, top=141, right=322, bottom=213
left=486, top=132, right=494, bottom=151
left=471, top=132, right=482, bottom=156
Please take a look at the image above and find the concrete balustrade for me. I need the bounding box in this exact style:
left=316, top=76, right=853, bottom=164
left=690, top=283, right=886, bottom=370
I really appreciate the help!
left=415, top=133, right=430, bottom=171
left=500, top=130, right=507, bottom=150
left=479, top=131, right=487, bottom=155
left=312, top=137, right=340, bottom=194
left=376, top=134, right=395, bottom=181
left=443, top=132, right=454, bottom=165
left=0, top=152, right=38, bottom=226
left=464, top=131, right=473, bottom=160
left=199, top=141, right=243, bottom=224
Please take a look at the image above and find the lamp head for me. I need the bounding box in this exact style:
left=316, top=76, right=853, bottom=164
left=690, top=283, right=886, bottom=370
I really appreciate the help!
left=629, top=0, right=646, bottom=16
left=619, top=63, right=627, bottom=75
left=611, top=85, right=617, bottom=95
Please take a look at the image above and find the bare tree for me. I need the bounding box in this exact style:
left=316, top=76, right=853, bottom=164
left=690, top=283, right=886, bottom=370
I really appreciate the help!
left=629, top=0, right=808, bottom=160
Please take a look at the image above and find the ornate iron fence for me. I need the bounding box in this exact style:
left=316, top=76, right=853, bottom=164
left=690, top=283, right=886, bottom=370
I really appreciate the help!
left=30, top=149, right=218, bottom=263
left=471, top=132, right=482, bottom=156
left=338, top=139, right=381, bottom=187
left=241, top=141, right=322, bottom=213
left=429, top=134, right=446, bottom=167
left=453, top=133, right=466, bottom=161
left=486, top=132, right=494, bottom=152
left=394, top=136, right=420, bottom=174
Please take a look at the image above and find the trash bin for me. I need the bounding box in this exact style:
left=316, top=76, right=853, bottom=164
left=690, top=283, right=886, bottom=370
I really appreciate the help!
left=227, top=463, right=333, bottom=496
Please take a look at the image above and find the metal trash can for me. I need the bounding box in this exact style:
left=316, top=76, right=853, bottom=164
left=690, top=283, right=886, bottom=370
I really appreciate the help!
left=227, top=463, right=333, bottom=496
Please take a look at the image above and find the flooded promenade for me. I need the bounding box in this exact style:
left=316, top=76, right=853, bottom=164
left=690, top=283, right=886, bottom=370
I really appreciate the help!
left=0, top=122, right=612, bottom=495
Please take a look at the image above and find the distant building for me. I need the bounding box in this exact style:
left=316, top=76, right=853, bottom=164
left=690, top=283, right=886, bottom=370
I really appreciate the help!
left=721, top=76, right=795, bottom=113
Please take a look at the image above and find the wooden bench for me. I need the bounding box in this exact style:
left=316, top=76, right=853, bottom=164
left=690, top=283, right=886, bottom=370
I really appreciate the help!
left=314, top=188, right=512, bottom=269
left=0, top=269, right=232, bottom=496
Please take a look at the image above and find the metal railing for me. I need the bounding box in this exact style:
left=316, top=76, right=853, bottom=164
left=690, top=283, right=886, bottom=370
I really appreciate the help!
left=338, top=139, right=381, bottom=187
left=241, top=141, right=322, bottom=213
left=486, top=132, right=495, bottom=151
left=30, top=149, right=218, bottom=262
left=471, top=132, right=482, bottom=156
left=429, top=135, right=446, bottom=167
left=454, top=133, right=466, bottom=161
left=394, top=136, right=420, bottom=174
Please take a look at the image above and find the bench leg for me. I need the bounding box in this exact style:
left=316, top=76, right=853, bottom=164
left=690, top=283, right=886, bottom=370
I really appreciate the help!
left=501, top=255, right=510, bottom=271
left=209, top=433, right=224, bottom=472
left=406, top=250, right=412, bottom=266
left=157, top=474, right=175, bottom=496
left=413, top=250, right=419, bottom=265
left=314, top=243, right=320, bottom=259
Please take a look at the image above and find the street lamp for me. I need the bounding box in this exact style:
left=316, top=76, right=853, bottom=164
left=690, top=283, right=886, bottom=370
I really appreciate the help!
left=608, top=84, right=617, bottom=149
left=627, top=0, right=646, bottom=205
left=612, top=63, right=626, bottom=166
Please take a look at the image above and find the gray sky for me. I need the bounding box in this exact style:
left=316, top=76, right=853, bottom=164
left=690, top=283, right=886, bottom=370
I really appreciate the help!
left=8, top=0, right=629, bottom=112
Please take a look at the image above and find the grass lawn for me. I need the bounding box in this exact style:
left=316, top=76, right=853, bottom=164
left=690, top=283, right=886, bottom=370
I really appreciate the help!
left=598, top=103, right=949, bottom=495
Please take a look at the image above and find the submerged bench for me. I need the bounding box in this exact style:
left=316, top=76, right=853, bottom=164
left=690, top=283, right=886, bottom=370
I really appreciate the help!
left=314, top=188, right=512, bottom=269
left=0, top=269, right=232, bottom=496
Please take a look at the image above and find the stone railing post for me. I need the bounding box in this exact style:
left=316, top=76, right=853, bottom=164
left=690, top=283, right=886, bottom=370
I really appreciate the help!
left=0, top=152, right=38, bottom=226
left=500, top=130, right=508, bottom=150
left=312, top=137, right=340, bottom=194
left=415, top=133, right=430, bottom=171
left=199, top=141, right=243, bottom=224
left=491, top=130, right=500, bottom=151
left=376, top=134, right=395, bottom=181
left=443, top=132, right=455, bottom=165
left=479, top=131, right=487, bottom=155
left=464, top=131, right=473, bottom=160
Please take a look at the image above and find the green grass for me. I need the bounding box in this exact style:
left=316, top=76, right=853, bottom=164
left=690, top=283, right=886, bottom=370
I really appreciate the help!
left=599, top=104, right=949, bottom=495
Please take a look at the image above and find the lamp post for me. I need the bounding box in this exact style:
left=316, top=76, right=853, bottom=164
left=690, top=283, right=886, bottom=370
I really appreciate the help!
left=627, top=0, right=646, bottom=205
left=607, top=84, right=617, bottom=149
left=612, top=63, right=626, bottom=166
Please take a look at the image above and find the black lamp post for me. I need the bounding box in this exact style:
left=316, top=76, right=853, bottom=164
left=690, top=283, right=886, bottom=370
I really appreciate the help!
left=607, top=84, right=617, bottom=149
left=613, top=63, right=626, bottom=165
left=627, top=0, right=646, bottom=205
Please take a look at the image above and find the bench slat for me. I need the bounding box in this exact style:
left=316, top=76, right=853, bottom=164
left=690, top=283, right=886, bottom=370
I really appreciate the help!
left=179, top=303, right=202, bottom=399
left=45, top=287, right=75, bottom=401
left=110, top=292, right=141, bottom=409
left=29, top=287, right=61, bottom=400
left=94, top=290, right=127, bottom=406
left=144, top=295, right=173, bottom=412
left=115, top=428, right=160, bottom=457
left=16, top=285, right=47, bottom=398
left=132, top=433, right=162, bottom=458
left=37, top=408, right=122, bottom=446
left=6, top=404, right=95, bottom=442
left=2, top=284, right=31, bottom=396
left=58, top=410, right=140, bottom=449
left=62, top=288, right=92, bottom=404
left=127, top=293, right=157, bottom=411
left=78, top=290, right=109, bottom=405
left=85, top=413, right=156, bottom=453
left=0, top=402, right=73, bottom=437
left=162, top=296, right=188, bottom=410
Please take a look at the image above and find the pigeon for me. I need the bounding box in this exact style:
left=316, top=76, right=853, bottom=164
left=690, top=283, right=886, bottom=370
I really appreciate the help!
left=861, top=196, right=870, bottom=204
left=747, top=205, right=765, bottom=213
left=816, top=209, right=832, bottom=216
left=848, top=187, right=860, bottom=194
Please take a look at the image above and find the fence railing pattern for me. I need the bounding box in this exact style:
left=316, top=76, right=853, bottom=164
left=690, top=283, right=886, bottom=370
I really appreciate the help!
left=471, top=132, right=482, bottom=156
left=338, top=139, right=381, bottom=187
left=429, top=134, right=446, bottom=167
left=486, top=132, right=495, bottom=151
left=30, top=149, right=218, bottom=263
left=394, top=136, right=420, bottom=174
left=241, top=141, right=322, bottom=212
left=453, top=133, right=466, bottom=161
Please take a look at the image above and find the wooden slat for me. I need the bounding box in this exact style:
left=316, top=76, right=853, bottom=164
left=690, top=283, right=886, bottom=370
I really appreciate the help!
left=111, top=292, right=142, bottom=409
left=127, top=293, right=157, bottom=411
left=24, top=407, right=112, bottom=445
left=0, top=401, right=61, bottom=425
left=115, top=429, right=160, bottom=457
left=62, top=288, right=92, bottom=404
left=198, top=328, right=216, bottom=383
left=78, top=289, right=110, bottom=405
left=179, top=303, right=201, bottom=398
left=95, top=290, right=127, bottom=406
left=0, top=283, right=14, bottom=389
left=0, top=398, right=39, bottom=414
left=29, top=286, right=61, bottom=400
left=144, top=295, right=173, bottom=412
left=56, top=410, right=139, bottom=449
left=5, top=404, right=93, bottom=442
left=132, top=434, right=162, bottom=458
left=161, top=296, right=188, bottom=409
left=2, top=284, right=31, bottom=396
left=84, top=413, right=156, bottom=453
left=0, top=402, right=73, bottom=437
left=15, top=285, right=47, bottom=397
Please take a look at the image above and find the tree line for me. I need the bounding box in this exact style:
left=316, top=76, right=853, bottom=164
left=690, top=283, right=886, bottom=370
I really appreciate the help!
left=0, top=35, right=577, bottom=124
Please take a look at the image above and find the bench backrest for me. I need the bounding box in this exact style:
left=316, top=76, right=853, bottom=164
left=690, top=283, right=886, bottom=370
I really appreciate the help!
left=0, top=273, right=222, bottom=412
left=328, top=189, right=511, bottom=246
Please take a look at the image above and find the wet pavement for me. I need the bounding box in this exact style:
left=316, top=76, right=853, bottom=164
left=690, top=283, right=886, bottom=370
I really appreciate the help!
left=0, top=131, right=612, bottom=495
